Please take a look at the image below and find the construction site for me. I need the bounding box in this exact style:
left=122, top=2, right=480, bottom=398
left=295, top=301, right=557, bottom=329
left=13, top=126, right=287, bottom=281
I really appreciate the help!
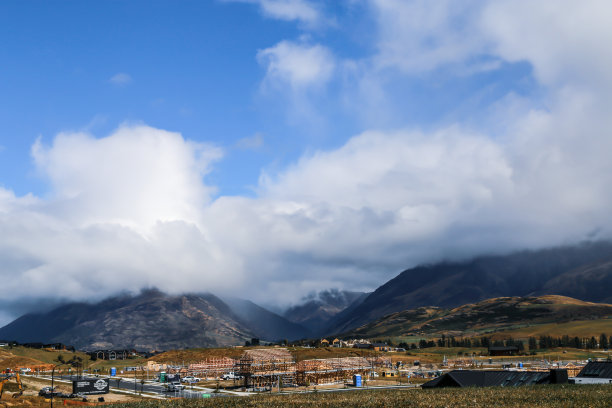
left=158, top=348, right=392, bottom=389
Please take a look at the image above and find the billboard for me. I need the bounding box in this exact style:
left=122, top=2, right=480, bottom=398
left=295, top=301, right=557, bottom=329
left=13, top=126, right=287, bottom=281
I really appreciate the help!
left=166, top=373, right=180, bottom=383
left=72, top=378, right=110, bottom=395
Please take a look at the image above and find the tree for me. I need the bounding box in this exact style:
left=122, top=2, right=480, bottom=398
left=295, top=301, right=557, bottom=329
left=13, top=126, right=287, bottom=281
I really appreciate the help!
left=600, top=333, right=608, bottom=349
left=528, top=337, right=537, bottom=351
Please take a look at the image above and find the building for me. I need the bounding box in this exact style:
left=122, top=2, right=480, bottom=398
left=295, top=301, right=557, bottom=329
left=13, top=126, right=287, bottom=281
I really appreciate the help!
left=237, top=348, right=296, bottom=389
left=423, top=369, right=568, bottom=388
left=372, top=343, right=392, bottom=352
left=488, top=346, right=519, bottom=356
left=188, top=357, right=236, bottom=379
left=572, top=361, right=612, bottom=384
left=296, top=357, right=372, bottom=385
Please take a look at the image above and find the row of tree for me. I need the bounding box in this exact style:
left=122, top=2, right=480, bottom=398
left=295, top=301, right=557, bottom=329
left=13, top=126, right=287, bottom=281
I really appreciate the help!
left=393, top=333, right=611, bottom=351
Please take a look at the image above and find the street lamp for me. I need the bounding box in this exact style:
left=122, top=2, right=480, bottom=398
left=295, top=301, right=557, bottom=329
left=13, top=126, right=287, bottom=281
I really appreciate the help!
left=50, top=355, right=82, bottom=408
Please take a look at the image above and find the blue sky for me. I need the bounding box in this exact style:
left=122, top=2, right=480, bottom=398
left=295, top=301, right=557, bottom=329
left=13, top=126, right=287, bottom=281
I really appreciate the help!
left=1, top=0, right=611, bottom=322
left=0, top=0, right=537, bottom=197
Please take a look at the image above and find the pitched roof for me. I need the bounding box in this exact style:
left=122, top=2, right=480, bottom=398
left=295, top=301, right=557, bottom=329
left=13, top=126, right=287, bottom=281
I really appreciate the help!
left=423, top=370, right=551, bottom=388
left=577, top=362, right=612, bottom=378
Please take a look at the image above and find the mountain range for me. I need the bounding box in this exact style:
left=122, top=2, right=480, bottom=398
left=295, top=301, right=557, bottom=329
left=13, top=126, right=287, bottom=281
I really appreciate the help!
left=283, top=289, right=368, bottom=335
left=0, top=289, right=310, bottom=350
left=325, top=241, right=612, bottom=334
left=1, top=241, right=612, bottom=349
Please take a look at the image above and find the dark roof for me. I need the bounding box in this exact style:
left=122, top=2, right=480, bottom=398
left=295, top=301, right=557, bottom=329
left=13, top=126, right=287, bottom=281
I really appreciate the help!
left=372, top=343, right=389, bottom=347
left=488, top=346, right=519, bottom=351
left=423, top=370, right=553, bottom=388
left=577, top=362, right=612, bottom=378
left=353, top=343, right=372, bottom=349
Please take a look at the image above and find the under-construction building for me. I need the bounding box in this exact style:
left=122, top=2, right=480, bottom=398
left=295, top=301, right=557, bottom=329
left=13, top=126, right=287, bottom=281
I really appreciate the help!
left=187, top=357, right=237, bottom=379
left=296, top=356, right=373, bottom=385
left=237, top=348, right=296, bottom=389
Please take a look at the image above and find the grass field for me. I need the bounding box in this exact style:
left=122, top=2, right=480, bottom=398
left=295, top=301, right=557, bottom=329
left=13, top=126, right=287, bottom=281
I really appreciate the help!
left=488, top=318, right=612, bottom=339
left=109, top=385, right=612, bottom=408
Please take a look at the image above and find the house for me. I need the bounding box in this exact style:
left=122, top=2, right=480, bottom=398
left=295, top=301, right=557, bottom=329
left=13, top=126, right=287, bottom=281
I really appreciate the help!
left=332, top=338, right=341, bottom=347
left=488, top=346, right=519, bottom=356
left=353, top=343, right=373, bottom=350
left=320, top=339, right=330, bottom=347
left=423, top=369, right=568, bottom=388
left=571, top=361, right=612, bottom=384
left=372, top=343, right=392, bottom=352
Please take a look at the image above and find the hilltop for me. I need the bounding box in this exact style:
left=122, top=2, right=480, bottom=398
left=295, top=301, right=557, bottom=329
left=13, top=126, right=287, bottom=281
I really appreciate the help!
left=344, top=295, right=612, bottom=339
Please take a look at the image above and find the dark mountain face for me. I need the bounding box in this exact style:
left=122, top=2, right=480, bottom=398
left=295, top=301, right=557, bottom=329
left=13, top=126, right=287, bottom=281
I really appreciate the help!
left=327, top=241, right=612, bottom=334
left=283, top=289, right=368, bottom=335
left=221, top=297, right=312, bottom=341
left=0, top=289, right=256, bottom=350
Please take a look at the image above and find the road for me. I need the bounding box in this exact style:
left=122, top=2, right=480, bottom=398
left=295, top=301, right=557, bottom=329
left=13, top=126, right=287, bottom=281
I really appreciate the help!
left=51, top=375, right=229, bottom=399
left=29, top=374, right=417, bottom=399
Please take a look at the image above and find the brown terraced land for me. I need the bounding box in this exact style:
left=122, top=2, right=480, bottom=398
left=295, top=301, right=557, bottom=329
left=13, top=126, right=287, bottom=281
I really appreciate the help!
left=111, top=385, right=612, bottom=408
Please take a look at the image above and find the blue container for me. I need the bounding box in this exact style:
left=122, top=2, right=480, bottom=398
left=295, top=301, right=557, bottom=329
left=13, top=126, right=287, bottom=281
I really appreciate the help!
left=353, top=374, right=362, bottom=387
left=110, top=367, right=116, bottom=377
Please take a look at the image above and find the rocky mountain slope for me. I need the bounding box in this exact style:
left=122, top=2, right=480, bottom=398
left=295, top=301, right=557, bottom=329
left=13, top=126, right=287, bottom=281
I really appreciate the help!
left=326, top=241, right=612, bottom=334
left=283, top=289, right=368, bottom=335
left=344, top=295, right=612, bottom=338
left=0, top=289, right=308, bottom=350
left=222, top=297, right=312, bottom=341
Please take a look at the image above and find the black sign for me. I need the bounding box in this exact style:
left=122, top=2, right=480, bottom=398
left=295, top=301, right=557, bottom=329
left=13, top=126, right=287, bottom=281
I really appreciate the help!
left=72, top=378, right=109, bottom=395
left=166, top=373, right=180, bottom=383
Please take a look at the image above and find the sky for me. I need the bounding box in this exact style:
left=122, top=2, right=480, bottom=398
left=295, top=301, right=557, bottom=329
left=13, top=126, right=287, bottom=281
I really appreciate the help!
left=1, top=0, right=612, bottom=325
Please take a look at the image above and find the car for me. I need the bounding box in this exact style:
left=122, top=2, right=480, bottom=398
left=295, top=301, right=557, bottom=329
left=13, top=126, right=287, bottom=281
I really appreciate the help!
left=181, top=376, right=200, bottom=383
left=166, top=382, right=185, bottom=392
left=222, top=373, right=237, bottom=380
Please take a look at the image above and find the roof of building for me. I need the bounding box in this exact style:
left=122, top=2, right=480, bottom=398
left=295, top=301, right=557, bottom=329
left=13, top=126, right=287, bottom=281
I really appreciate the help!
left=372, top=343, right=389, bottom=347
left=488, top=346, right=519, bottom=351
left=423, top=370, right=553, bottom=388
left=353, top=343, right=372, bottom=349
left=577, top=361, right=612, bottom=378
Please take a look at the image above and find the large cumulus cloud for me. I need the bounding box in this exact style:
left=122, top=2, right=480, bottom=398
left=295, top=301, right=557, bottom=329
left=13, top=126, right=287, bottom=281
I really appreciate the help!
left=2, top=0, right=612, bottom=323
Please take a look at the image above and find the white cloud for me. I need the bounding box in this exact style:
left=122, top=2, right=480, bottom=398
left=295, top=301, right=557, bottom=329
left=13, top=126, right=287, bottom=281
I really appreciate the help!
left=257, top=40, right=335, bottom=90
left=481, top=0, right=612, bottom=88
left=369, top=0, right=489, bottom=73
left=236, top=132, right=264, bottom=150
left=108, top=73, right=132, bottom=85
left=31, top=124, right=222, bottom=230
left=226, top=0, right=323, bottom=27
